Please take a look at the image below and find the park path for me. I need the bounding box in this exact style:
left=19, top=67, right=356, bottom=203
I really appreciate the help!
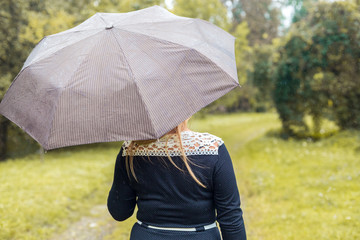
left=50, top=114, right=279, bottom=240
left=50, top=205, right=116, bottom=240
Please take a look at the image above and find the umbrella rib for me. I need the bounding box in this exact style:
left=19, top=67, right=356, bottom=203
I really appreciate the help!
left=24, top=30, right=105, bottom=70
left=96, top=13, right=108, bottom=25
left=108, top=30, right=158, bottom=138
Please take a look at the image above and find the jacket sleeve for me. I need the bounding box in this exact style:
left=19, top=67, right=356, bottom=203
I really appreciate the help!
left=107, top=146, right=137, bottom=221
left=213, top=143, right=246, bottom=240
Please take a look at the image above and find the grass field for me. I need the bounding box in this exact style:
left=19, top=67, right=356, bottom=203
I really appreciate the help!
left=1, top=112, right=359, bottom=240
left=0, top=145, right=119, bottom=240
left=191, top=113, right=360, bottom=239
left=239, top=130, right=360, bottom=240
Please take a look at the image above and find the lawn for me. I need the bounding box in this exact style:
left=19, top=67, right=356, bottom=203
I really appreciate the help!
left=237, top=130, right=360, bottom=240
left=1, top=112, right=359, bottom=240
left=0, top=145, right=120, bottom=240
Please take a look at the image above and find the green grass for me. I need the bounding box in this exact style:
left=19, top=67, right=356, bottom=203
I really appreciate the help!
left=0, top=145, right=120, bottom=240
left=237, top=130, right=360, bottom=240
left=1, top=112, right=359, bottom=240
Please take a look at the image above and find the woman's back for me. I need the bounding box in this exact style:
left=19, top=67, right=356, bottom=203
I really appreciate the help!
left=107, top=130, right=246, bottom=240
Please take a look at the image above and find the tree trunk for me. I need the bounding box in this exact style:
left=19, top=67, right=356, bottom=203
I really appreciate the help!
left=0, top=117, right=9, bottom=161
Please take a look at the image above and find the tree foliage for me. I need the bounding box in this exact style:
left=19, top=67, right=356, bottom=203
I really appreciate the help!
left=222, top=0, right=281, bottom=45
left=250, top=44, right=276, bottom=112
left=93, top=0, right=164, bottom=13
left=173, top=0, right=229, bottom=29
left=274, top=1, right=360, bottom=137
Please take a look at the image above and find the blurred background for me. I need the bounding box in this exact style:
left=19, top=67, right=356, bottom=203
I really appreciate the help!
left=0, top=0, right=359, bottom=239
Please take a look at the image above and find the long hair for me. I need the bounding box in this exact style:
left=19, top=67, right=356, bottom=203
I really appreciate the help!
left=124, top=119, right=206, bottom=188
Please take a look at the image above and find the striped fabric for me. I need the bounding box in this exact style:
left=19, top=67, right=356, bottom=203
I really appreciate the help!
left=0, top=6, right=240, bottom=150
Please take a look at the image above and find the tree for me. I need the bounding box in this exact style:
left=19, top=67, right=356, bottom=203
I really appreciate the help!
left=273, top=36, right=310, bottom=135
left=222, top=0, right=281, bottom=45
left=273, top=1, right=360, bottom=137
left=173, top=0, right=229, bottom=29
left=250, top=44, right=276, bottom=112
left=233, top=21, right=251, bottom=85
left=308, top=1, right=360, bottom=129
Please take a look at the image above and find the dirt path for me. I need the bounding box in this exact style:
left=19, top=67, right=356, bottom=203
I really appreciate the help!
left=50, top=205, right=116, bottom=240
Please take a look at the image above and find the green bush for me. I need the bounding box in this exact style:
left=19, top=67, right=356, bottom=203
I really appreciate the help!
left=273, top=1, right=360, bottom=136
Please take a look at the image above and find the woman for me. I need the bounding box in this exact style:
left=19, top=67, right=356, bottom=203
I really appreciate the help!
left=107, top=118, right=246, bottom=240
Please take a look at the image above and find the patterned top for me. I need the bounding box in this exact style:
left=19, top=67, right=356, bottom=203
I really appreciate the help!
left=122, top=130, right=224, bottom=157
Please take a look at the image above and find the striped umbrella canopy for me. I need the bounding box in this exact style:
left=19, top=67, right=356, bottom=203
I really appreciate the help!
left=0, top=5, right=240, bottom=150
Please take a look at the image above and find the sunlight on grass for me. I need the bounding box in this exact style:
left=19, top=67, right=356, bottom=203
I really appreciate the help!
left=303, top=115, right=340, bottom=134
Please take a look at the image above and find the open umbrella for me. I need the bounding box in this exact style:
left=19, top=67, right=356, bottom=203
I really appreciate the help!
left=0, top=5, right=239, bottom=150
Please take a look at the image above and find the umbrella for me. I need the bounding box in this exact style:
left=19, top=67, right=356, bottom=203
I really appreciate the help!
left=0, top=5, right=239, bottom=150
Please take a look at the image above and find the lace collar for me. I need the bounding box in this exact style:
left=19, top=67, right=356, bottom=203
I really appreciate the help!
left=122, top=131, right=224, bottom=156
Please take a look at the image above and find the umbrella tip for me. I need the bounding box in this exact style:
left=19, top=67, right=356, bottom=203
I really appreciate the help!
left=105, top=25, right=114, bottom=30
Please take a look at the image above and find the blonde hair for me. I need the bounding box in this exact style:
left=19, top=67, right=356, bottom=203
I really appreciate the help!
left=125, top=119, right=206, bottom=188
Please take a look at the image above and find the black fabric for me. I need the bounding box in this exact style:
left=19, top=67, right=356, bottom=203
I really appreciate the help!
left=107, top=143, right=246, bottom=240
